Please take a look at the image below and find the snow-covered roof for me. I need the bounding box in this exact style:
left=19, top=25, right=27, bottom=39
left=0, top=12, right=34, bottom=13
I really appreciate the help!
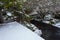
left=0, top=22, right=44, bottom=40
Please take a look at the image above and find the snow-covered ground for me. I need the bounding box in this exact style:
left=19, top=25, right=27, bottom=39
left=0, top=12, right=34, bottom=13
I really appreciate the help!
left=0, top=22, right=44, bottom=40
left=54, top=22, right=60, bottom=28
left=34, top=29, right=42, bottom=36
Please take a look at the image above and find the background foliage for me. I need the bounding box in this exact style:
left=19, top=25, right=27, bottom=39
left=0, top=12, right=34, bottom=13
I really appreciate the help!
left=0, top=0, right=60, bottom=30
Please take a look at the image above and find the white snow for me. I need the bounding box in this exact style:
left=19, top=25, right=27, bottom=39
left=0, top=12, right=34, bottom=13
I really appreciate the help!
left=0, top=22, right=44, bottom=40
left=7, top=12, right=12, bottom=16
left=54, top=22, right=60, bottom=28
left=44, top=14, right=53, bottom=20
left=34, top=29, right=42, bottom=36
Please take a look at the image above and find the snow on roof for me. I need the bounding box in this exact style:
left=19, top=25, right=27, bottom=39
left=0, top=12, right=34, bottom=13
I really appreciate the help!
left=0, top=22, right=44, bottom=40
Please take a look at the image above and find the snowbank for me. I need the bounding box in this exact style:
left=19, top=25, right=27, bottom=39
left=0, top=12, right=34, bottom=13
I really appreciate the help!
left=0, top=22, right=44, bottom=40
left=54, top=22, right=60, bottom=28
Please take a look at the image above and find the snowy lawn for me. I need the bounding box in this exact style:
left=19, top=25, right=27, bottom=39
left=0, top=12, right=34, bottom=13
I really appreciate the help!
left=0, top=22, right=44, bottom=40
